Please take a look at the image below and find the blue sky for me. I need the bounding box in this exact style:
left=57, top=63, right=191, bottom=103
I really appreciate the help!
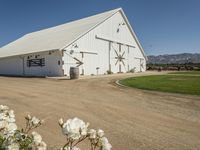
left=0, top=0, right=199, bottom=55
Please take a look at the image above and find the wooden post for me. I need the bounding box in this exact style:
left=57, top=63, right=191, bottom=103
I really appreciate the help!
left=22, top=57, right=25, bottom=76
left=128, top=46, right=129, bottom=71
left=119, top=44, right=122, bottom=73
left=109, top=42, right=111, bottom=72
left=81, top=52, right=84, bottom=75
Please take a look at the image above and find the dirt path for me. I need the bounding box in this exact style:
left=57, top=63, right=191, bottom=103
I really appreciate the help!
left=0, top=71, right=200, bottom=150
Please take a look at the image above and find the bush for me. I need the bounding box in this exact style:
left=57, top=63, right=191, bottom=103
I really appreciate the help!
left=59, top=117, right=111, bottom=150
left=0, top=105, right=112, bottom=150
left=129, top=68, right=136, bottom=73
left=106, top=70, right=113, bottom=75
left=0, top=105, right=46, bottom=150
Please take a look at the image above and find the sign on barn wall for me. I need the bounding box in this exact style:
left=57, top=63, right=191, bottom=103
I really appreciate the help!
left=27, top=58, right=45, bottom=67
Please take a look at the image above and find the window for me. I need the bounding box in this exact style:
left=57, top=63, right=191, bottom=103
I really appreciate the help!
left=58, top=60, right=61, bottom=65
left=27, top=58, right=45, bottom=67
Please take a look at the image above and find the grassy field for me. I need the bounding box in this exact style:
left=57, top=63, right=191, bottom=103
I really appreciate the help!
left=168, top=71, right=200, bottom=75
left=120, top=71, right=200, bottom=95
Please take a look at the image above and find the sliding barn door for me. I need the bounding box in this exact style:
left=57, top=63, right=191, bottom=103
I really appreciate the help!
left=110, top=43, right=128, bottom=73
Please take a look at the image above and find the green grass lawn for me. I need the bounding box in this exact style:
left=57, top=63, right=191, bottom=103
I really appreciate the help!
left=168, top=71, right=200, bottom=75
left=120, top=73, right=200, bottom=96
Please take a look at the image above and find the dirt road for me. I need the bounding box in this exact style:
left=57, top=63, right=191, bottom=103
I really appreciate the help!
left=0, top=72, right=200, bottom=150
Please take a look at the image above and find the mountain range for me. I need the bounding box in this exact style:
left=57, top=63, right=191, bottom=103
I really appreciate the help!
left=147, top=53, right=200, bottom=64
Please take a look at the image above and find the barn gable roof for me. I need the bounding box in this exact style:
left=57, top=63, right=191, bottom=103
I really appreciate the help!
left=0, top=8, right=146, bottom=59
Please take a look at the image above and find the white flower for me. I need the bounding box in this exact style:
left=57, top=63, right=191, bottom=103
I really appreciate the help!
left=88, top=129, right=96, bottom=139
left=0, top=105, right=9, bottom=111
left=7, top=143, right=19, bottom=150
left=6, top=117, right=15, bottom=123
left=0, top=113, right=6, bottom=120
left=62, top=117, right=88, bottom=140
left=32, top=132, right=47, bottom=150
left=63, top=147, right=80, bottom=150
left=59, top=118, right=64, bottom=127
left=5, top=113, right=16, bottom=123
left=81, top=122, right=89, bottom=136
left=62, top=147, right=70, bottom=150
left=8, top=123, right=17, bottom=131
left=8, top=110, right=15, bottom=118
left=32, top=131, right=42, bottom=145
left=37, top=141, right=47, bottom=150
left=97, top=129, right=104, bottom=138
left=0, top=105, right=17, bottom=137
left=0, top=105, right=46, bottom=150
left=31, top=116, right=40, bottom=126
left=0, top=113, right=8, bottom=122
left=0, top=120, right=8, bottom=129
left=100, top=137, right=112, bottom=150
left=25, top=114, right=32, bottom=120
left=72, top=147, right=81, bottom=150
left=4, top=122, right=17, bottom=136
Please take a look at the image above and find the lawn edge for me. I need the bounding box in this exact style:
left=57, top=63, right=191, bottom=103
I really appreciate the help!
left=116, top=77, right=200, bottom=98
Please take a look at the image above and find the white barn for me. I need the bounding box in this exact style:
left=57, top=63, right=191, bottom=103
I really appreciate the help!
left=0, top=8, right=147, bottom=77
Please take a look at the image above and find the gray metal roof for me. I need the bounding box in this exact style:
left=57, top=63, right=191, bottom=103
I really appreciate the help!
left=0, top=8, right=146, bottom=60
left=0, top=8, right=120, bottom=58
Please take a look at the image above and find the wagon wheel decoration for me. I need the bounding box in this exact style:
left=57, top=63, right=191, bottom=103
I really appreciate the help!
left=114, top=50, right=125, bottom=66
left=112, top=44, right=126, bottom=72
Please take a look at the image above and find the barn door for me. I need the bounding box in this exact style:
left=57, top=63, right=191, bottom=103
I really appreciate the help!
left=134, top=57, right=145, bottom=72
left=110, top=42, right=127, bottom=73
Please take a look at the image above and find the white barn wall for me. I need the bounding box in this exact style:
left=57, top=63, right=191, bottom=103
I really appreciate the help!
left=63, top=11, right=146, bottom=76
left=0, top=50, right=63, bottom=76
left=0, top=57, right=23, bottom=76
left=24, top=50, right=63, bottom=76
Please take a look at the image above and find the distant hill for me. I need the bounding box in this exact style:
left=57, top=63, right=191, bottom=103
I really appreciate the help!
left=147, top=53, right=200, bottom=64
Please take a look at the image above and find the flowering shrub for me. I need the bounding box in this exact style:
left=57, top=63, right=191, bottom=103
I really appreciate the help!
left=0, top=105, right=112, bottom=150
left=59, top=117, right=112, bottom=150
left=0, top=105, right=46, bottom=150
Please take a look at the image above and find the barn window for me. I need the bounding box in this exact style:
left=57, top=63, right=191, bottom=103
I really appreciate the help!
left=27, top=58, right=45, bottom=67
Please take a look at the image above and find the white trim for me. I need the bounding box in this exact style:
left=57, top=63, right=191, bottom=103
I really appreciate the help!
left=95, top=35, right=135, bottom=48
left=64, top=48, right=98, bottom=55
left=80, top=51, right=98, bottom=55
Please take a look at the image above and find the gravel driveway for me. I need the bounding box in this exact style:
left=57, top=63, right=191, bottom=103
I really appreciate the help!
left=0, top=71, right=200, bottom=150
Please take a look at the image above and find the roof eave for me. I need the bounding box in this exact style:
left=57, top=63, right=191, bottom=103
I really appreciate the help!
left=0, top=49, right=59, bottom=59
